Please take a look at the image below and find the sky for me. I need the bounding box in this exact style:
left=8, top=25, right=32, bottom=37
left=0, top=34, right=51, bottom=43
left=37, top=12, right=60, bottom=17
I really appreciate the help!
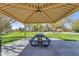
left=11, top=22, right=24, bottom=30
left=11, top=11, right=79, bottom=30
left=69, top=11, right=79, bottom=21
left=64, top=11, right=79, bottom=29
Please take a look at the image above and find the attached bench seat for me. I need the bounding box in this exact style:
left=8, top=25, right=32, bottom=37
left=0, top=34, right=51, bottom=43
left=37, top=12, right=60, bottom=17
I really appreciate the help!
left=30, top=34, right=51, bottom=47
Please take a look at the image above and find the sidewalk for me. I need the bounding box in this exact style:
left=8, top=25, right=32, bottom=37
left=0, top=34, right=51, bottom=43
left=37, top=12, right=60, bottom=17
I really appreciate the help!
left=2, top=38, right=29, bottom=56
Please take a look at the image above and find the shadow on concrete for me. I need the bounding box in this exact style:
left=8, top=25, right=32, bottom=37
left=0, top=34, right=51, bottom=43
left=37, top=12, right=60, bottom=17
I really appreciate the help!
left=18, top=40, right=79, bottom=56
left=3, top=46, right=20, bottom=53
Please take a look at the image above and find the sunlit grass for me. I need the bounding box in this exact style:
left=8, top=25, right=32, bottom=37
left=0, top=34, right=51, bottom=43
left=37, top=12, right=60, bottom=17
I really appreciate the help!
left=1, top=32, right=79, bottom=45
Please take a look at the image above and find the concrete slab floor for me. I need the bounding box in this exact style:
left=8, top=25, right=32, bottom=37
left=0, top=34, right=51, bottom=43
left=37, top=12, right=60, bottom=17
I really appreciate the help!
left=19, top=40, right=79, bottom=56
left=2, top=38, right=79, bottom=56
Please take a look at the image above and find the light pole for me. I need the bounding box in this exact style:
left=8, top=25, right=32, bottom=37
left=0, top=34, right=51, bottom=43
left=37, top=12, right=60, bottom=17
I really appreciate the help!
left=52, top=23, right=55, bottom=38
left=24, top=24, right=27, bottom=39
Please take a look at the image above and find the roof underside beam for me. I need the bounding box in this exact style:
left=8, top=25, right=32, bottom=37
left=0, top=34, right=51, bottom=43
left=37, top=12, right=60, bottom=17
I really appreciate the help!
left=0, top=9, right=24, bottom=24
left=41, top=4, right=67, bottom=10
left=42, top=11, right=55, bottom=23
left=55, top=7, right=79, bottom=23
left=24, top=11, right=36, bottom=23
left=11, top=4, right=37, bottom=11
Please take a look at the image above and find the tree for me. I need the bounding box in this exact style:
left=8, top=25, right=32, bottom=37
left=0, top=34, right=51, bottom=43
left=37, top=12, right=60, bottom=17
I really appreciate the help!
left=54, top=20, right=65, bottom=31
left=73, top=20, right=79, bottom=32
left=33, top=24, right=41, bottom=31
left=54, top=18, right=73, bottom=32
left=0, top=14, right=12, bottom=34
left=18, top=27, right=25, bottom=32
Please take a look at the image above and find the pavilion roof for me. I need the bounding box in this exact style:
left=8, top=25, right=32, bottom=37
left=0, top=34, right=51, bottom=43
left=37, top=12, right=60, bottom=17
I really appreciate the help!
left=0, top=3, right=79, bottom=24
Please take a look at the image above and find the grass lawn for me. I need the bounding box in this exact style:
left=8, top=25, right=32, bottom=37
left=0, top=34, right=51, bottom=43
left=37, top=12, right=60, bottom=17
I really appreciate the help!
left=45, top=32, right=79, bottom=41
left=1, top=31, right=79, bottom=45
left=1, top=32, right=42, bottom=45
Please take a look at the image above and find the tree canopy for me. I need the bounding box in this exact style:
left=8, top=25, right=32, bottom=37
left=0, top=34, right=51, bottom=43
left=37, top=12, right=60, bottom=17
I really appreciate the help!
left=0, top=14, right=12, bottom=34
